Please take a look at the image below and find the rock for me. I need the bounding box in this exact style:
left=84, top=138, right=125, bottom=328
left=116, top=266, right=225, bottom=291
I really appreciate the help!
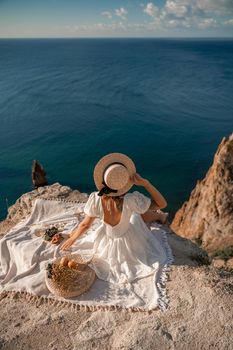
left=226, top=258, right=233, bottom=270
left=170, top=132, right=233, bottom=254
left=14, top=322, right=21, bottom=327
left=32, top=160, right=48, bottom=189
left=0, top=183, right=88, bottom=236
left=211, top=258, right=226, bottom=269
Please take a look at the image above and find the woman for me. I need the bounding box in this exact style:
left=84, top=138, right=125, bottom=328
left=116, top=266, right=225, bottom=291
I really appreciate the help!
left=60, top=152, right=170, bottom=285
left=61, top=173, right=168, bottom=250
left=61, top=174, right=168, bottom=251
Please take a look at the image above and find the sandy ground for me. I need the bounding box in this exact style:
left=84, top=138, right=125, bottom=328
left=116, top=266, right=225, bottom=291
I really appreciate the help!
left=1, top=234, right=232, bottom=350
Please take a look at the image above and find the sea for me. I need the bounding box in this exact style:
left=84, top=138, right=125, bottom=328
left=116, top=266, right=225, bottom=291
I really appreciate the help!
left=0, top=38, right=233, bottom=221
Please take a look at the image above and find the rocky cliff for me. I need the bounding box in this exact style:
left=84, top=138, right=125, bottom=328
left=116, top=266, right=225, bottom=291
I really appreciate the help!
left=0, top=183, right=88, bottom=237
left=171, top=133, right=233, bottom=262
left=0, top=183, right=232, bottom=349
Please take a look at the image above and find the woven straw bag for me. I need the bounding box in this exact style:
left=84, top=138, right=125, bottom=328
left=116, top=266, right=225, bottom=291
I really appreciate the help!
left=45, top=253, right=96, bottom=298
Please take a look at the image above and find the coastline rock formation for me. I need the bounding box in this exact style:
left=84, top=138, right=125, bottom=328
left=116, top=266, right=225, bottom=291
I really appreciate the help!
left=0, top=183, right=232, bottom=349
left=31, top=160, right=48, bottom=189
left=170, top=133, right=233, bottom=259
left=0, top=183, right=88, bottom=237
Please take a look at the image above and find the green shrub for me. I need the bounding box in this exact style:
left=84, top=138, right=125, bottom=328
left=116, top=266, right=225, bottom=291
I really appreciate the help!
left=189, top=253, right=210, bottom=265
left=210, top=246, right=233, bottom=260
left=194, top=237, right=203, bottom=247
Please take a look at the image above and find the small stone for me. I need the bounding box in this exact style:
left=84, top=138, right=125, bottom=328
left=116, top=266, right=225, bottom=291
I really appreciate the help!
left=212, top=258, right=226, bottom=269
left=60, top=186, right=71, bottom=193
left=226, top=258, right=233, bottom=270
left=37, top=187, right=45, bottom=194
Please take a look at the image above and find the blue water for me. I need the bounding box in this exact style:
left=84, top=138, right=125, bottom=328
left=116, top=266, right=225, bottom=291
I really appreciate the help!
left=0, top=38, right=233, bottom=221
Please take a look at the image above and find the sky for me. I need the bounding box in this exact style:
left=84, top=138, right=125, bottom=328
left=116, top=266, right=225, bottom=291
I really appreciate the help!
left=0, top=0, right=233, bottom=38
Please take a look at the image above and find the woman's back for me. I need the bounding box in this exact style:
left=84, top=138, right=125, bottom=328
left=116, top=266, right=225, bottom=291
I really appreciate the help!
left=84, top=191, right=152, bottom=238
left=101, top=195, right=124, bottom=227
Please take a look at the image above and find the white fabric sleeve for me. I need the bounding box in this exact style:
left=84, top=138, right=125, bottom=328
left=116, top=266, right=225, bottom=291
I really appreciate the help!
left=128, top=191, right=151, bottom=214
left=83, top=192, right=98, bottom=217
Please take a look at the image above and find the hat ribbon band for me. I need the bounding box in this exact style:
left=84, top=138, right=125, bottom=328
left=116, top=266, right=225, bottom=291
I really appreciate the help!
left=97, top=180, right=118, bottom=196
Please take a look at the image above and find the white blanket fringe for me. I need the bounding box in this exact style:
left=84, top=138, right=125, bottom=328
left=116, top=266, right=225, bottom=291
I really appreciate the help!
left=156, top=229, right=174, bottom=312
left=0, top=289, right=164, bottom=313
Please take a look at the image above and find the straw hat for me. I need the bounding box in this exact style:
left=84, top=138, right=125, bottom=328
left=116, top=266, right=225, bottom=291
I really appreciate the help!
left=45, top=254, right=96, bottom=298
left=93, top=152, right=136, bottom=197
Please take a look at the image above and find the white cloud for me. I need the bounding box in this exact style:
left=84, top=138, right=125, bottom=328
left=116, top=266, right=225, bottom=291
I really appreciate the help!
left=165, top=1, right=188, bottom=18
left=224, top=18, right=233, bottom=25
left=142, top=1, right=233, bottom=30
left=101, top=8, right=128, bottom=21
left=143, top=3, right=160, bottom=17
left=115, top=7, right=128, bottom=20
left=65, top=20, right=167, bottom=35
left=167, top=18, right=191, bottom=28
left=66, top=1, right=233, bottom=36
left=66, top=22, right=130, bottom=34
left=197, top=18, right=217, bottom=29
left=101, top=11, right=112, bottom=19
left=196, top=0, right=233, bottom=16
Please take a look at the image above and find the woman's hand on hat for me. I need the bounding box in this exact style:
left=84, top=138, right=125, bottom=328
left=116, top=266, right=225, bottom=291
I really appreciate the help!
left=130, top=173, right=148, bottom=187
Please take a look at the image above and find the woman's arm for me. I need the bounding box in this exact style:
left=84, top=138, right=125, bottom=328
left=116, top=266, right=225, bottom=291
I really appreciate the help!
left=60, top=214, right=96, bottom=251
left=144, top=181, right=167, bottom=209
left=131, top=173, right=167, bottom=209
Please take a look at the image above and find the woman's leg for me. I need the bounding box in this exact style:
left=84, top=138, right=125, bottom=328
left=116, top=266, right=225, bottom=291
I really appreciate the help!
left=141, top=210, right=168, bottom=224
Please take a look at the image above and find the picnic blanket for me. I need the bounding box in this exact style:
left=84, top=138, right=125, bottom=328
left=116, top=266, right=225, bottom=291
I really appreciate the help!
left=0, top=197, right=174, bottom=312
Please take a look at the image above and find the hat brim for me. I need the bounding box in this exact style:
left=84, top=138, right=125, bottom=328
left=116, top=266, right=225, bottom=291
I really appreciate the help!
left=93, top=152, right=136, bottom=196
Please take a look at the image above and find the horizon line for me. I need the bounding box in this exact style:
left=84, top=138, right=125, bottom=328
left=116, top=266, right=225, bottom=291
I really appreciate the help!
left=0, top=36, right=233, bottom=40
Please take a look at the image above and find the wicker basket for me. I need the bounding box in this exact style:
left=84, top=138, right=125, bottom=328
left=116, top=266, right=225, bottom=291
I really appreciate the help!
left=45, top=253, right=96, bottom=298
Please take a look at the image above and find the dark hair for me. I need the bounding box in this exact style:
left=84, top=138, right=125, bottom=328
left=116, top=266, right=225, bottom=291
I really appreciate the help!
left=101, top=193, right=126, bottom=212
left=97, top=180, right=118, bottom=196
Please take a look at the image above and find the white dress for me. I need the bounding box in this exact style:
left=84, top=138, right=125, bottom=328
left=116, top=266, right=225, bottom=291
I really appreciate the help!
left=82, top=190, right=169, bottom=285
